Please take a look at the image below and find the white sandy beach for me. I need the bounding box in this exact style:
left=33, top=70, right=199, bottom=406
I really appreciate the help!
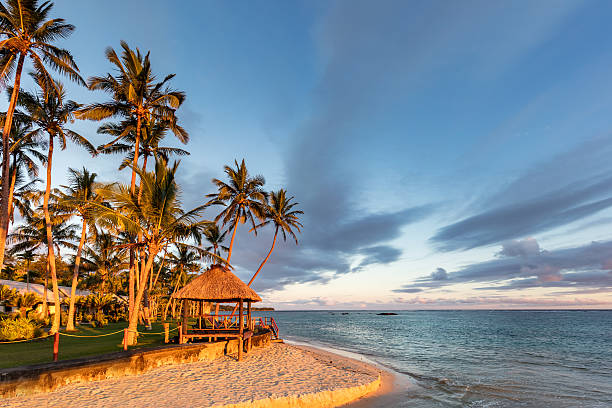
left=1, top=343, right=382, bottom=408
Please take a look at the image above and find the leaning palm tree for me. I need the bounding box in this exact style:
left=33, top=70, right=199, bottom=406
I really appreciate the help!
left=15, top=73, right=95, bottom=333
left=0, top=0, right=83, bottom=269
left=247, top=190, right=303, bottom=286
left=206, top=159, right=268, bottom=263
left=55, top=167, right=102, bottom=331
left=93, top=158, right=209, bottom=344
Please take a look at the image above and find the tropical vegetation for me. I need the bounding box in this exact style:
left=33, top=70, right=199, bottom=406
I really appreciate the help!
left=0, top=0, right=302, bottom=343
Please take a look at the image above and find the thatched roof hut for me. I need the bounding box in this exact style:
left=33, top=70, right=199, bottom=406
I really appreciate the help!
left=173, top=264, right=262, bottom=302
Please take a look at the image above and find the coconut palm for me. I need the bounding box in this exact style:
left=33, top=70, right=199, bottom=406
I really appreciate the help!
left=75, top=41, right=187, bottom=194
left=93, top=158, right=209, bottom=344
left=206, top=159, right=268, bottom=263
left=15, top=74, right=95, bottom=333
left=0, top=0, right=83, bottom=269
left=162, top=244, right=201, bottom=319
left=247, top=190, right=303, bottom=286
left=76, top=44, right=187, bottom=321
left=55, top=167, right=102, bottom=331
left=202, top=224, right=229, bottom=259
left=80, top=231, right=128, bottom=294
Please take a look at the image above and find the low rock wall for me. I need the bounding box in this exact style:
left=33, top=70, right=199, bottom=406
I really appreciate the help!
left=0, top=330, right=271, bottom=398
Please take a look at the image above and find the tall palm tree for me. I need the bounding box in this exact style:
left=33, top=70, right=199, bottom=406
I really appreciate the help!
left=16, top=73, right=95, bottom=333
left=206, top=159, right=268, bottom=263
left=76, top=43, right=187, bottom=321
left=247, top=190, right=303, bottom=286
left=75, top=41, right=187, bottom=194
left=56, top=167, right=101, bottom=331
left=93, top=158, right=209, bottom=344
left=0, top=0, right=83, bottom=269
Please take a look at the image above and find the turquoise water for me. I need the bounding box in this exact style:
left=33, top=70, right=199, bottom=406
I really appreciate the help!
left=265, top=310, right=612, bottom=407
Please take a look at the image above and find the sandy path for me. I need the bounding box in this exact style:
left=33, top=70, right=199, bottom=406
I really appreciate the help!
left=1, top=343, right=380, bottom=408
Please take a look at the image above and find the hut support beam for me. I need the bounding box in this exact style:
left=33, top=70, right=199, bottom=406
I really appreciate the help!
left=238, top=300, right=244, bottom=361
left=247, top=301, right=252, bottom=351
left=181, top=299, right=188, bottom=344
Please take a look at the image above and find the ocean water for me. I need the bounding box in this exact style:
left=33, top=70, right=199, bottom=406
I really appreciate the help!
left=265, top=310, right=612, bottom=407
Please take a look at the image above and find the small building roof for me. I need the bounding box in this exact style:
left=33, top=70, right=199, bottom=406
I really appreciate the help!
left=0, top=279, right=55, bottom=302
left=173, top=264, right=262, bottom=302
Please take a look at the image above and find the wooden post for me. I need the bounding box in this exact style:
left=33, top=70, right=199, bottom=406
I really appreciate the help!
left=181, top=299, right=188, bottom=343
left=198, top=300, right=202, bottom=330
left=164, top=323, right=169, bottom=344
left=123, top=328, right=128, bottom=351
left=53, top=332, right=59, bottom=361
left=178, top=325, right=183, bottom=344
left=247, top=301, right=252, bottom=352
left=238, top=299, right=244, bottom=361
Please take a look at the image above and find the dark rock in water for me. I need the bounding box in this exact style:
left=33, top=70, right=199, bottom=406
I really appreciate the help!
left=377, top=312, right=398, bottom=316
left=341, top=312, right=349, bottom=315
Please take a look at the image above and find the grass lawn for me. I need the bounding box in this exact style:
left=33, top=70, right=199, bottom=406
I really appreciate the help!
left=0, top=321, right=177, bottom=369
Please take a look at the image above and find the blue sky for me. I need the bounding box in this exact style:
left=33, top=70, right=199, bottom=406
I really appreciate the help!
left=4, top=0, right=612, bottom=308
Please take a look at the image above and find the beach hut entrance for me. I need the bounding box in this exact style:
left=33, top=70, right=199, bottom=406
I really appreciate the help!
left=172, top=264, right=262, bottom=361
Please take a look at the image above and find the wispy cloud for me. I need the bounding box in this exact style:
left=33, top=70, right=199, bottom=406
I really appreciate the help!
left=397, top=238, right=612, bottom=294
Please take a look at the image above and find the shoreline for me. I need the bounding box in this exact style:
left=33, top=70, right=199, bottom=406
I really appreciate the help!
left=1, top=342, right=385, bottom=408
left=284, top=338, right=415, bottom=407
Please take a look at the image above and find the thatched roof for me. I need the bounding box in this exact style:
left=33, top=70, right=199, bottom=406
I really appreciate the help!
left=172, top=264, right=262, bottom=302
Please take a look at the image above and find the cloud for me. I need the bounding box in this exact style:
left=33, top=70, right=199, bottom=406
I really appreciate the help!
left=431, top=267, right=449, bottom=280
left=396, top=238, right=612, bottom=294
left=498, top=238, right=541, bottom=257
left=431, top=136, right=612, bottom=251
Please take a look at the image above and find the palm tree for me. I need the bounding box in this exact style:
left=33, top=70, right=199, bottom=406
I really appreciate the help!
left=8, top=207, right=76, bottom=318
left=80, top=231, right=128, bottom=293
left=56, top=167, right=101, bottom=331
left=163, top=244, right=201, bottom=320
left=75, top=41, right=187, bottom=194
left=0, top=0, right=83, bottom=269
left=15, top=292, right=40, bottom=317
left=93, top=158, right=209, bottom=344
left=206, top=159, right=268, bottom=263
left=247, top=190, right=303, bottom=286
left=15, top=73, right=95, bottom=333
left=202, top=224, right=229, bottom=259
left=76, top=44, right=187, bottom=321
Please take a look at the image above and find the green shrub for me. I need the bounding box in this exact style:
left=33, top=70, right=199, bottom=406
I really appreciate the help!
left=91, top=311, right=108, bottom=328
left=0, top=317, right=41, bottom=341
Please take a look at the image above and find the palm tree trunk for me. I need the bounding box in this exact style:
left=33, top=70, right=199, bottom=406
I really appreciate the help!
left=127, top=113, right=142, bottom=323
left=229, top=227, right=279, bottom=320
left=128, top=250, right=135, bottom=320
left=0, top=54, right=25, bottom=270
left=127, top=244, right=158, bottom=344
left=226, top=216, right=240, bottom=263
left=44, top=136, right=61, bottom=334
left=248, top=226, right=278, bottom=286
left=42, top=260, right=49, bottom=318
left=4, top=164, right=17, bottom=232
left=66, top=217, right=87, bottom=331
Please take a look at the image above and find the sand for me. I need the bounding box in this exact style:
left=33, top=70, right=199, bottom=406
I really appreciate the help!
left=0, top=343, right=382, bottom=408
